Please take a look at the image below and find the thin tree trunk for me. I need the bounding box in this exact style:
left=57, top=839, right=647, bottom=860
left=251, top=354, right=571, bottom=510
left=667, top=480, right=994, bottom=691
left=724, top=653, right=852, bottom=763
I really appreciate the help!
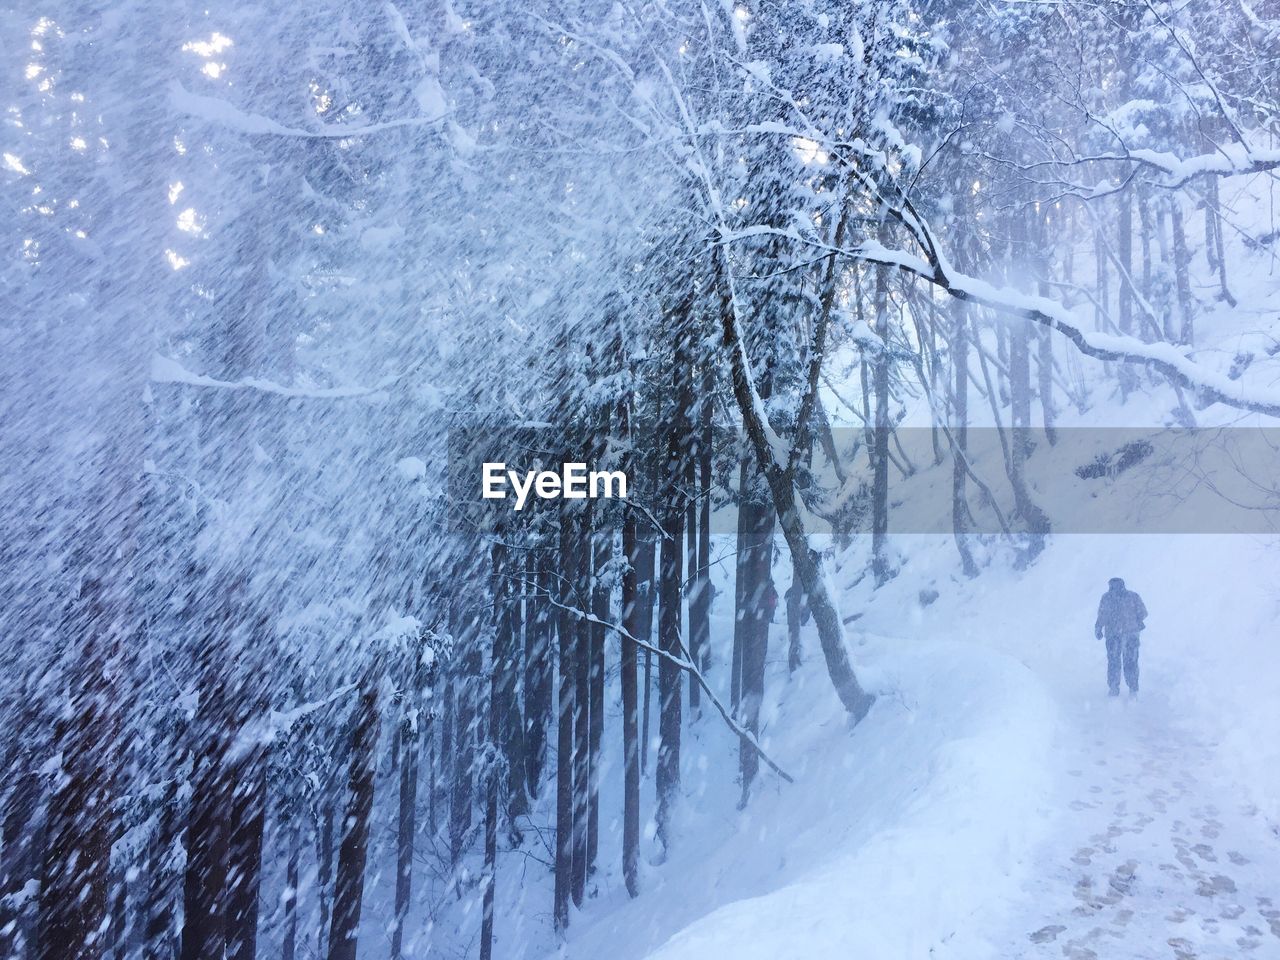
left=737, top=496, right=774, bottom=805
left=327, top=675, right=380, bottom=960
left=950, top=299, right=979, bottom=577
left=281, top=817, right=300, bottom=960
left=656, top=326, right=689, bottom=854
left=1205, top=176, right=1234, bottom=305
left=391, top=636, right=429, bottom=960
left=180, top=671, right=231, bottom=960
left=525, top=556, right=552, bottom=798
left=1117, top=190, right=1137, bottom=396
left=225, top=752, right=267, bottom=960
left=618, top=378, right=641, bottom=898
left=1, top=740, right=43, bottom=958
left=570, top=515, right=590, bottom=905
left=872, top=257, right=892, bottom=586
left=449, top=597, right=476, bottom=871
left=479, top=616, right=501, bottom=960
left=1170, top=198, right=1196, bottom=346
left=553, top=519, right=575, bottom=932
left=730, top=455, right=749, bottom=710
left=588, top=507, right=607, bottom=875
left=315, top=798, right=333, bottom=958
left=636, top=517, right=656, bottom=777
left=695, top=361, right=713, bottom=677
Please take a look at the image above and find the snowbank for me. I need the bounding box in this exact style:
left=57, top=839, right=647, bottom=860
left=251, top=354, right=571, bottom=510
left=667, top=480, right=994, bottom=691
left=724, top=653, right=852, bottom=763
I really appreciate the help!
left=629, top=640, right=1058, bottom=960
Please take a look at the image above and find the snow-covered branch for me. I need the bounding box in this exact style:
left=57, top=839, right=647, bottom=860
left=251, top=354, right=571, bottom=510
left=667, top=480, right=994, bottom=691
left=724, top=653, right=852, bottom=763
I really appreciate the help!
left=151, top=354, right=406, bottom=400
left=169, top=82, right=447, bottom=139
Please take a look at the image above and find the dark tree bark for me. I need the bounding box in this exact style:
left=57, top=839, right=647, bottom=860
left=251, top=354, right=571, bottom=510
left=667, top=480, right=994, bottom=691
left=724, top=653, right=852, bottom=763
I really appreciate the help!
left=142, top=768, right=181, bottom=960
left=479, top=767, right=497, bottom=960
left=391, top=635, right=431, bottom=960
left=619, top=390, right=641, bottom=899
left=553, top=519, right=575, bottom=932
left=493, top=544, right=527, bottom=822
left=524, top=555, right=552, bottom=798
left=225, top=751, right=267, bottom=960
left=685, top=443, right=700, bottom=715
left=694, top=360, right=714, bottom=675
left=180, top=670, right=231, bottom=960
left=737, top=494, right=775, bottom=805
left=281, top=817, right=300, bottom=960
left=730, top=455, right=749, bottom=710
left=570, top=515, right=590, bottom=905
left=479, top=613, right=501, bottom=960
left=327, top=676, right=380, bottom=960
left=655, top=329, right=689, bottom=855
left=1, top=732, right=43, bottom=958
left=39, top=572, right=121, bottom=960
left=633, top=434, right=657, bottom=776
left=315, top=795, right=334, bottom=959
left=449, top=592, right=477, bottom=870
left=588, top=507, right=607, bottom=874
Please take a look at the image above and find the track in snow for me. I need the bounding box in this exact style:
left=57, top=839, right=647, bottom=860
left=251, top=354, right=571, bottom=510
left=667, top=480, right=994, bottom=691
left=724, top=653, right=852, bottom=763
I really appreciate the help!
left=999, top=689, right=1280, bottom=960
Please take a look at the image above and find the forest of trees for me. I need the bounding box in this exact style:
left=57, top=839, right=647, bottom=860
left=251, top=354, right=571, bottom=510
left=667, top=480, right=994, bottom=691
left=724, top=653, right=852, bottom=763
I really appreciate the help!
left=2, top=0, right=1279, bottom=958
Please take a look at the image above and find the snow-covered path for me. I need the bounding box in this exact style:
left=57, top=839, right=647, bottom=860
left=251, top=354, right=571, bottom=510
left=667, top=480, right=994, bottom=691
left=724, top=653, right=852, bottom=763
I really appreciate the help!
left=988, top=687, right=1280, bottom=960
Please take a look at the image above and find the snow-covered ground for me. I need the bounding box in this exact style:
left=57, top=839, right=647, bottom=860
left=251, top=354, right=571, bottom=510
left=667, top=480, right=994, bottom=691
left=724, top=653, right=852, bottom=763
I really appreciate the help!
left=858, top=532, right=1280, bottom=959
left=512, top=529, right=1280, bottom=960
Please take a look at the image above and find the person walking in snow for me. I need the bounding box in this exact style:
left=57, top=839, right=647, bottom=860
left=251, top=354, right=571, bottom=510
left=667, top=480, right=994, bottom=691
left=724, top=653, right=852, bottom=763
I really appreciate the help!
left=1094, top=577, right=1147, bottom=697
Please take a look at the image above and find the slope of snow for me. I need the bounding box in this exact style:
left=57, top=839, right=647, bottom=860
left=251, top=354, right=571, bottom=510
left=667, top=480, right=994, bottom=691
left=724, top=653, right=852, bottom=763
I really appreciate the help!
left=527, top=627, right=1058, bottom=960
left=629, top=639, right=1058, bottom=960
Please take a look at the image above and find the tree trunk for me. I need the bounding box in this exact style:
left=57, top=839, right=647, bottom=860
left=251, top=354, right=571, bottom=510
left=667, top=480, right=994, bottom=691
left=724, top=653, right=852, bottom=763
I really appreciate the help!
left=449, top=595, right=476, bottom=871
left=685, top=441, right=700, bottom=715
left=180, top=673, right=231, bottom=960
left=553, top=519, right=575, bottom=932
left=655, top=329, right=689, bottom=854
left=737, top=496, right=774, bottom=805
left=1170, top=198, right=1195, bottom=346
left=225, top=752, right=266, bottom=960
left=730, top=455, right=749, bottom=710
left=493, top=544, right=527, bottom=822
left=570, top=515, right=590, bottom=906
left=588, top=510, right=607, bottom=875
left=620, top=390, right=641, bottom=896
left=391, top=636, right=429, bottom=960
left=871, top=260, right=892, bottom=586
left=479, top=611, right=501, bottom=960
left=39, top=572, right=121, bottom=960
left=1117, top=190, right=1137, bottom=396
left=524, top=556, right=552, bottom=798
left=950, top=299, right=979, bottom=577
left=636, top=521, right=656, bottom=777
left=695, top=361, right=713, bottom=674
left=281, top=817, right=300, bottom=960
left=1, top=740, right=43, bottom=957
left=716, top=256, right=874, bottom=722
left=327, top=675, right=380, bottom=960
